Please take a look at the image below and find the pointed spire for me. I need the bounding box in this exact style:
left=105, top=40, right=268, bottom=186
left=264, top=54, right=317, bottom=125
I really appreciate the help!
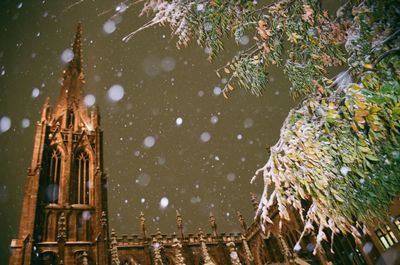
left=69, top=22, right=84, bottom=74
left=237, top=211, right=247, bottom=232
left=138, top=211, right=148, bottom=239
left=176, top=210, right=184, bottom=239
left=198, top=228, right=215, bottom=265
left=209, top=212, right=217, bottom=237
left=110, top=229, right=120, bottom=265
left=54, top=23, right=92, bottom=131
left=250, top=192, right=259, bottom=212
left=40, top=97, right=51, bottom=123
left=156, top=227, right=162, bottom=240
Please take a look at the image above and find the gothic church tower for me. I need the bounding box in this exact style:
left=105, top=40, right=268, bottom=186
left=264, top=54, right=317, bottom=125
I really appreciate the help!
left=9, top=23, right=110, bottom=265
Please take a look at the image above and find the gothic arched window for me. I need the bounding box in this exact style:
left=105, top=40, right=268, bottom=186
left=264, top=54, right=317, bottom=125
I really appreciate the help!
left=76, top=212, right=91, bottom=241
left=73, top=151, right=90, bottom=204
left=47, top=148, right=62, bottom=203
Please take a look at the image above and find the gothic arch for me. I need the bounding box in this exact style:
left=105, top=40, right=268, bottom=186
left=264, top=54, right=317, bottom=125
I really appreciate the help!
left=71, top=148, right=92, bottom=205
left=76, top=211, right=91, bottom=241
left=46, top=147, right=63, bottom=203
left=43, top=211, right=58, bottom=242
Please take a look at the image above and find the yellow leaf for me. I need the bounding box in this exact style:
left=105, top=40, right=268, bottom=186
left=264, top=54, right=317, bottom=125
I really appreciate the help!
left=363, top=63, right=374, bottom=69
left=227, top=84, right=234, bottom=91
left=224, top=67, right=230, bottom=74
left=369, top=105, right=380, bottom=113
left=222, top=90, right=229, bottom=99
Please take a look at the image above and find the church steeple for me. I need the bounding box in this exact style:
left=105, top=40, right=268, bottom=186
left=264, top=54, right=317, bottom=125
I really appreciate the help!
left=9, top=24, right=109, bottom=265
left=69, top=22, right=84, bottom=74
left=53, top=22, right=92, bottom=131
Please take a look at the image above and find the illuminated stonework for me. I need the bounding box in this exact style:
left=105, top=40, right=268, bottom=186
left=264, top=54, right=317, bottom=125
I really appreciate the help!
left=8, top=24, right=399, bottom=265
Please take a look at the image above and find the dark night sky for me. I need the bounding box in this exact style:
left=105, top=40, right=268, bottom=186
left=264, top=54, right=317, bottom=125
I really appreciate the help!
left=0, top=1, right=295, bottom=263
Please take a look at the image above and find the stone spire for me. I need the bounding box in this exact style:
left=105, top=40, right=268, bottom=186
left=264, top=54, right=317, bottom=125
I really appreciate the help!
left=176, top=210, right=184, bottom=239
left=68, top=22, right=84, bottom=74
left=110, top=229, right=120, bottom=265
left=237, top=211, right=247, bottom=232
left=54, top=22, right=92, bottom=130
left=198, top=229, right=216, bottom=265
left=209, top=212, right=217, bottom=237
left=250, top=192, right=259, bottom=212
left=139, top=211, right=148, bottom=240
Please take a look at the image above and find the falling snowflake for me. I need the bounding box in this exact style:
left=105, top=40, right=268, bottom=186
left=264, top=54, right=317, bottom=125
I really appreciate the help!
left=61, top=48, right=74, bottom=63
left=243, top=118, right=254, bottom=129
left=84, top=94, right=96, bottom=107
left=143, top=136, right=156, bottom=148
left=21, top=118, right=30, bottom=128
left=107, top=84, right=124, bottom=102
left=160, top=197, right=169, bottom=209
left=210, top=115, right=218, bottom=124
left=213, top=86, right=222, bottom=96
left=103, top=20, right=116, bottom=34
left=226, top=173, right=236, bottom=182
left=200, top=132, right=211, bottom=142
left=0, top=116, right=11, bottom=133
left=160, top=57, right=176, bottom=72
left=176, top=117, right=183, bottom=126
left=136, top=173, right=151, bottom=187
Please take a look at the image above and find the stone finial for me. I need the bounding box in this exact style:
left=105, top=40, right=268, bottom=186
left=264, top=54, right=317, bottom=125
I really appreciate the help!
left=209, top=212, right=217, bottom=237
left=40, top=97, right=51, bottom=122
left=176, top=210, right=184, bottom=239
left=139, top=211, right=147, bottom=239
left=156, top=228, right=162, bottom=240
left=250, top=192, right=259, bottom=211
left=237, top=211, right=247, bottom=232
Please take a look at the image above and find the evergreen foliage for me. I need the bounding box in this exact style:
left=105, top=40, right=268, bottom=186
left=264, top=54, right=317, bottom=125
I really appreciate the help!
left=122, top=0, right=400, bottom=253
